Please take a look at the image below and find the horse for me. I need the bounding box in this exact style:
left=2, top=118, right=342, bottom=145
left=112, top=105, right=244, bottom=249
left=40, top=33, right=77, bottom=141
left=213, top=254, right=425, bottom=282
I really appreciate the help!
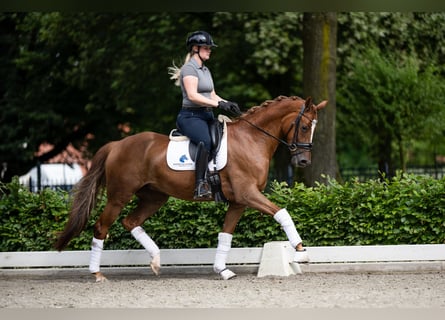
left=55, top=95, right=327, bottom=281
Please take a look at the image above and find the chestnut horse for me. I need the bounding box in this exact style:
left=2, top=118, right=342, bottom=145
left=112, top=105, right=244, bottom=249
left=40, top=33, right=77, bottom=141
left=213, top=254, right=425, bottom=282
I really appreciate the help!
left=55, top=95, right=327, bottom=281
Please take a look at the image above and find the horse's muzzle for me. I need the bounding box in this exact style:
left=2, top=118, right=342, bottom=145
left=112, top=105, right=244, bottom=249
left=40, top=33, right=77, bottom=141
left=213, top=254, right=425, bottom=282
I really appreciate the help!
left=291, top=155, right=311, bottom=168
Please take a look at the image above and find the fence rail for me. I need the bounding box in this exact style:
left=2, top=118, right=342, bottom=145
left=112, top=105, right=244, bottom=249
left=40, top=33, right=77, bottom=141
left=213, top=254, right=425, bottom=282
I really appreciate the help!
left=2, top=244, right=445, bottom=274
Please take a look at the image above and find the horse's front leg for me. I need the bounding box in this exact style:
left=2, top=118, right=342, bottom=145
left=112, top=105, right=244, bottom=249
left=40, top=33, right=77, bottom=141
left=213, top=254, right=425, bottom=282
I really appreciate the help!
left=273, top=208, right=309, bottom=263
left=240, top=187, right=309, bottom=263
left=214, top=203, right=245, bottom=280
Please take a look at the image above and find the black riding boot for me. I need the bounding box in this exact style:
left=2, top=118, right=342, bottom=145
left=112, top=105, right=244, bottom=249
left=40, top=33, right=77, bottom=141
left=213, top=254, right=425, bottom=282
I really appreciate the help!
left=194, top=142, right=212, bottom=199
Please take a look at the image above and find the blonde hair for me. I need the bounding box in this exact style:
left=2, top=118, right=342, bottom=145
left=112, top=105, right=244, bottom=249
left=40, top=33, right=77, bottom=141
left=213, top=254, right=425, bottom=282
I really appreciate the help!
left=168, top=53, right=192, bottom=87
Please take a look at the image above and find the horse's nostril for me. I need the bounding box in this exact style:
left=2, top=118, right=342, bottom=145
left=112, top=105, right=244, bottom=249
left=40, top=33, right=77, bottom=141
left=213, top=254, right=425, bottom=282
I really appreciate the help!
left=298, top=159, right=311, bottom=167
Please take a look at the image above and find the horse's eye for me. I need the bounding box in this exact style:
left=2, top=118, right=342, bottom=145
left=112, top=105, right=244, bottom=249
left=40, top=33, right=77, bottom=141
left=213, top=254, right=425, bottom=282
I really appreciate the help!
left=301, top=125, right=309, bottom=132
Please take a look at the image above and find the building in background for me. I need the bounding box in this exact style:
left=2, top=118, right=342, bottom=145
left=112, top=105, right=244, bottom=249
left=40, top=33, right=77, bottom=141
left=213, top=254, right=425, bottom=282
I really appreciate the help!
left=19, top=142, right=90, bottom=192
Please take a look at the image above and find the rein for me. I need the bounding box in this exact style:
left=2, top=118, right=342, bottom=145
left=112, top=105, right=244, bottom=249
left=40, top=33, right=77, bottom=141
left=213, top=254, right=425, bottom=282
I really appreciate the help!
left=239, top=104, right=314, bottom=155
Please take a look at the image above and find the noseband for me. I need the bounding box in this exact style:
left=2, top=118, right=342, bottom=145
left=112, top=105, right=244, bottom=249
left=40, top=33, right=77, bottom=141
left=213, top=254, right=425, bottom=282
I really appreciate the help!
left=240, top=104, right=316, bottom=156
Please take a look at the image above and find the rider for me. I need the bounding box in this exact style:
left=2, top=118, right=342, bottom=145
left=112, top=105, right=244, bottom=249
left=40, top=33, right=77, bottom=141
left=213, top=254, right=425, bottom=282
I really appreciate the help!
left=169, top=30, right=241, bottom=199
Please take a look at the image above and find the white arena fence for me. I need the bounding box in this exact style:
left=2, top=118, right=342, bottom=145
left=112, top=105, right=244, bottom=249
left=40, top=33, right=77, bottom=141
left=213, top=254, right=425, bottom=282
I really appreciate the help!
left=1, top=243, right=445, bottom=275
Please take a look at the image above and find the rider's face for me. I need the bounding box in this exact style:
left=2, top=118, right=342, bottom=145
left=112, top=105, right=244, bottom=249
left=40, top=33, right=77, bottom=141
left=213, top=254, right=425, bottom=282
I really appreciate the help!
left=196, top=46, right=212, bottom=60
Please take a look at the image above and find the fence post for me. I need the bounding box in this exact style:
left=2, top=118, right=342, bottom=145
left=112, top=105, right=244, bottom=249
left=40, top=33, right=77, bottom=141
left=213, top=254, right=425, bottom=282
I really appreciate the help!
left=36, top=161, right=41, bottom=192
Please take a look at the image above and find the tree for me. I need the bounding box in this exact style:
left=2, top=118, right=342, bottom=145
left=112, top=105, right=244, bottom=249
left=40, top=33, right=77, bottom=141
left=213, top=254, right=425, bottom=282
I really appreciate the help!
left=300, top=12, right=337, bottom=186
left=336, top=12, right=445, bottom=173
left=0, top=13, right=68, bottom=180
left=4, top=12, right=445, bottom=187
left=213, top=13, right=305, bottom=184
left=337, top=47, right=445, bottom=177
left=0, top=13, right=203, bottom=180
left=213, top=12, right=303, bottom=103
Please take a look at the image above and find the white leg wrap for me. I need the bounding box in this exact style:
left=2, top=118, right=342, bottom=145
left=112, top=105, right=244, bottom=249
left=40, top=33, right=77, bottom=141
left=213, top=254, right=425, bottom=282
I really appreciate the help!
left=131, top=226, right=160, bottom=258
left=274, top=208, right=302, bottom=248
left=89, top=237, right=104, bottom=274
left=213, top=232, right=233, bottom=274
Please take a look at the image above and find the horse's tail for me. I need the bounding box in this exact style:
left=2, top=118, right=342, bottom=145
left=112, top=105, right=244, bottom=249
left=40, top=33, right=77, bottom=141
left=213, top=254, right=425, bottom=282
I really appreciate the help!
left=54, top=142, right=113, bottom=251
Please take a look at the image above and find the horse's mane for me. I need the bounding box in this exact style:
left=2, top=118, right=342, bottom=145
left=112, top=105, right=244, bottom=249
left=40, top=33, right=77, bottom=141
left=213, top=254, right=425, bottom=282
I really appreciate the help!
left=238, top=95, right=304, bottom=120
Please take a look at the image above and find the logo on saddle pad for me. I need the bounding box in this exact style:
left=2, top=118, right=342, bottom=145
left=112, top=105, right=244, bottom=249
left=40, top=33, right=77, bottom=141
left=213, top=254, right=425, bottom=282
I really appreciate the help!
left=179, top=154, right=189, bottom=163
left=166, top=116, right=229, bottom=171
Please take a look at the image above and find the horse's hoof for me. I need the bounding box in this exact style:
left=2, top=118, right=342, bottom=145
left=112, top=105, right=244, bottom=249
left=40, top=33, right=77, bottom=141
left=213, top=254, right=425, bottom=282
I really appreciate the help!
left=220, top=269, right=237, bottom=280
left=93, top=272, right=108, bottom=282
left=293, top=249, right=309, bottom=263
left=150, top=254, right=161, bottom=276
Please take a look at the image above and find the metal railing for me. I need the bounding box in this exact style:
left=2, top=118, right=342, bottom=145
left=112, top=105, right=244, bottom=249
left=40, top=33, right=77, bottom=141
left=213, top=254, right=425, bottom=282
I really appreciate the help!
left=340, top=164, right=445, bottom=182
left=22, top=177, right=79, bottom=192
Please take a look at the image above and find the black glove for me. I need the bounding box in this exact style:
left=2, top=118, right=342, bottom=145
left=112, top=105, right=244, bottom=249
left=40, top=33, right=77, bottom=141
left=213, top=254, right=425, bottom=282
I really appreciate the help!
left=218, top=100, right=242, bottom=116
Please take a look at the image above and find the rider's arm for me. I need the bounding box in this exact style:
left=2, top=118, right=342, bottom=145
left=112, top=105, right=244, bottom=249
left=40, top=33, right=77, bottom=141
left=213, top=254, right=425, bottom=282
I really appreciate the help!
left=183, top=75, right=220, bottom=108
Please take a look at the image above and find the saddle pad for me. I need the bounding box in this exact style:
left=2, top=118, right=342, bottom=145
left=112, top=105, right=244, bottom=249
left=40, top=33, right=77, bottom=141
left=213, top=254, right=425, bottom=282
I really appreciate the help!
left=166, top=119, right=228, bottom=171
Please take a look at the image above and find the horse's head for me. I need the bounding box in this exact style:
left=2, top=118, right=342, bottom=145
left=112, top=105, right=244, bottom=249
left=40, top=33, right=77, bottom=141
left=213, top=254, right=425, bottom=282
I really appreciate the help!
left=284, top=97, right=327, bottom=168
left=237, top=95, right=327, bottom=168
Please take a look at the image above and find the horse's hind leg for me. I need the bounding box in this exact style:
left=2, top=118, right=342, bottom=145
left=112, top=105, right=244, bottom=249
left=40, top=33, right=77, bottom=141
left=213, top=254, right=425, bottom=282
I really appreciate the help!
left=214, top=203, right=246, bottom=280
left=90, top=195, right=132, bottom=282
left=121, top=187, right=169, bottom=276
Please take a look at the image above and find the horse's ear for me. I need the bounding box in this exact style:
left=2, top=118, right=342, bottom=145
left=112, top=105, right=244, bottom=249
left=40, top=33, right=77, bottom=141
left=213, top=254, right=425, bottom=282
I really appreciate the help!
left=314, top=100, right=328, bottom=111
left=304, top=97, right=313, bottom=110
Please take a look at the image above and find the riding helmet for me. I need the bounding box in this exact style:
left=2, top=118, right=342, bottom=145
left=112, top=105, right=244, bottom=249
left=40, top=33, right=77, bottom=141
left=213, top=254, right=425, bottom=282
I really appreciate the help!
left=186, top=31, right=217, bottom=51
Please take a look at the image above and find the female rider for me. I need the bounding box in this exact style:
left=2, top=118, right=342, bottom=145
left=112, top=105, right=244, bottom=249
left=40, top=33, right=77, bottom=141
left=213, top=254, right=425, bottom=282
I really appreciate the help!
left=169, top=31, right=241, bottom=199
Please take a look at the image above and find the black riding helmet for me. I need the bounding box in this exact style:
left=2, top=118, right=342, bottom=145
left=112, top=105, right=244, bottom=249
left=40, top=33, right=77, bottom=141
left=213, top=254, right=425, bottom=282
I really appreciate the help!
left=186, top=31, right=217, bottom=52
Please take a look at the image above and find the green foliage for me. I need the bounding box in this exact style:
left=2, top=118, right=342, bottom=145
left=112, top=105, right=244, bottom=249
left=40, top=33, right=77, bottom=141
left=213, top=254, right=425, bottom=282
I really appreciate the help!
left=337, top=46, right=445, bottom=172
left=1, top=173, right=444, bottom=252
left=4, top=12, right=445, bottom=185
left=337, top=12, right=445, bottom=72
left=280, top=174, right=445, bottom=246
left=0, top=177, right=69, bottom=251
left=1, top=12, right=307, bottom=181
left=336, top=12, right=445, bottom=171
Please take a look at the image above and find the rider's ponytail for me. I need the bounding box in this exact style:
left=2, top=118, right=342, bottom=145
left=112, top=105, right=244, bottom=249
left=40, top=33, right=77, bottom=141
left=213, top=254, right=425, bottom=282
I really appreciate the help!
left=168, top=53, right=191, bottom=86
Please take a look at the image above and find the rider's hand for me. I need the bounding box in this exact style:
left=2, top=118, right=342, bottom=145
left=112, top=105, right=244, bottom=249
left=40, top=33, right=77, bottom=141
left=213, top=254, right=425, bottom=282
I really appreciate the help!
left=218, top=100, right=242, bottom=116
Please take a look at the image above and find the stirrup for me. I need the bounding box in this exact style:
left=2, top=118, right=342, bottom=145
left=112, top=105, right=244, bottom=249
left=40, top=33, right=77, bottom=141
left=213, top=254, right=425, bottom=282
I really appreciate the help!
left=194, top=181, right=212, bottom=199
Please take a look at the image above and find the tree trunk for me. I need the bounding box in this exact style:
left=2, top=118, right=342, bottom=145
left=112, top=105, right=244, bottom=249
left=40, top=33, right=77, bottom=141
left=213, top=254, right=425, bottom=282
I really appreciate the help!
left=377, top=132, right=395, bottom=179
left=270, top=71, right=295, bottom=186
left=301, top=12, right=338, bottom=186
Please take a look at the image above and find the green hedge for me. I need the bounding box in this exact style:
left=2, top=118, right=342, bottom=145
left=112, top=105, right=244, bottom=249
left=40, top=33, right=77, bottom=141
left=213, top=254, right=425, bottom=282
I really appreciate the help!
left=1, top=173, right=444, bottom=252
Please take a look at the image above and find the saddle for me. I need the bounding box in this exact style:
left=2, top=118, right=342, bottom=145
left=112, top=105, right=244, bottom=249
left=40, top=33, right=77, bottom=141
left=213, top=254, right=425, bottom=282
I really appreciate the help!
left=170, top=117, right=224, bottom=165
left=167, top=115, right=231, bottom=202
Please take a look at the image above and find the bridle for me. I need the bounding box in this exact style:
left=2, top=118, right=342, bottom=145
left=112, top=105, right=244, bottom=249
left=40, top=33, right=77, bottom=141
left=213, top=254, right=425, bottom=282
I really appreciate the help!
left=239, top=104, right=317, bottom=156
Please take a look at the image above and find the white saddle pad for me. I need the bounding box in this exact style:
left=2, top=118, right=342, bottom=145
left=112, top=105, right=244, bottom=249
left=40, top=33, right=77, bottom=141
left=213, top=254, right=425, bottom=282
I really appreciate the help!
left=166, top=115, right=230, bottom=171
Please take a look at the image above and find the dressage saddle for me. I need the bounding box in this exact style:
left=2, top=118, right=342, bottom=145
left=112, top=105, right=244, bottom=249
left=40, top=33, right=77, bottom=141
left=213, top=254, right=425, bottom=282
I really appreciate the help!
left=171, top=119, right=226, bottom=202
left=171, top=118, right=224, bottom=163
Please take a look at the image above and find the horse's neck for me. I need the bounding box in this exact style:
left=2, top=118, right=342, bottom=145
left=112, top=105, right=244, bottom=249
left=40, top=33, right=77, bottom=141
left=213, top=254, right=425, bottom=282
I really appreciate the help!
left=234, top=103, right=296, bottom=156
left=245, top=104, right=294, bottom=136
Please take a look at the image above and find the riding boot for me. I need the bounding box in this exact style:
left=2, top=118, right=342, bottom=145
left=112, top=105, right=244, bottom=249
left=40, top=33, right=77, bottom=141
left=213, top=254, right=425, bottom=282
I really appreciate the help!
left=194, top=142, right=212, bottom=199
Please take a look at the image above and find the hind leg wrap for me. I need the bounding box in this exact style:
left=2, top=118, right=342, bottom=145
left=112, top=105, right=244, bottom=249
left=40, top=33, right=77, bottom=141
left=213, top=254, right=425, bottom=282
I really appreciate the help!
left=89, top=237, right=104, bottom=274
